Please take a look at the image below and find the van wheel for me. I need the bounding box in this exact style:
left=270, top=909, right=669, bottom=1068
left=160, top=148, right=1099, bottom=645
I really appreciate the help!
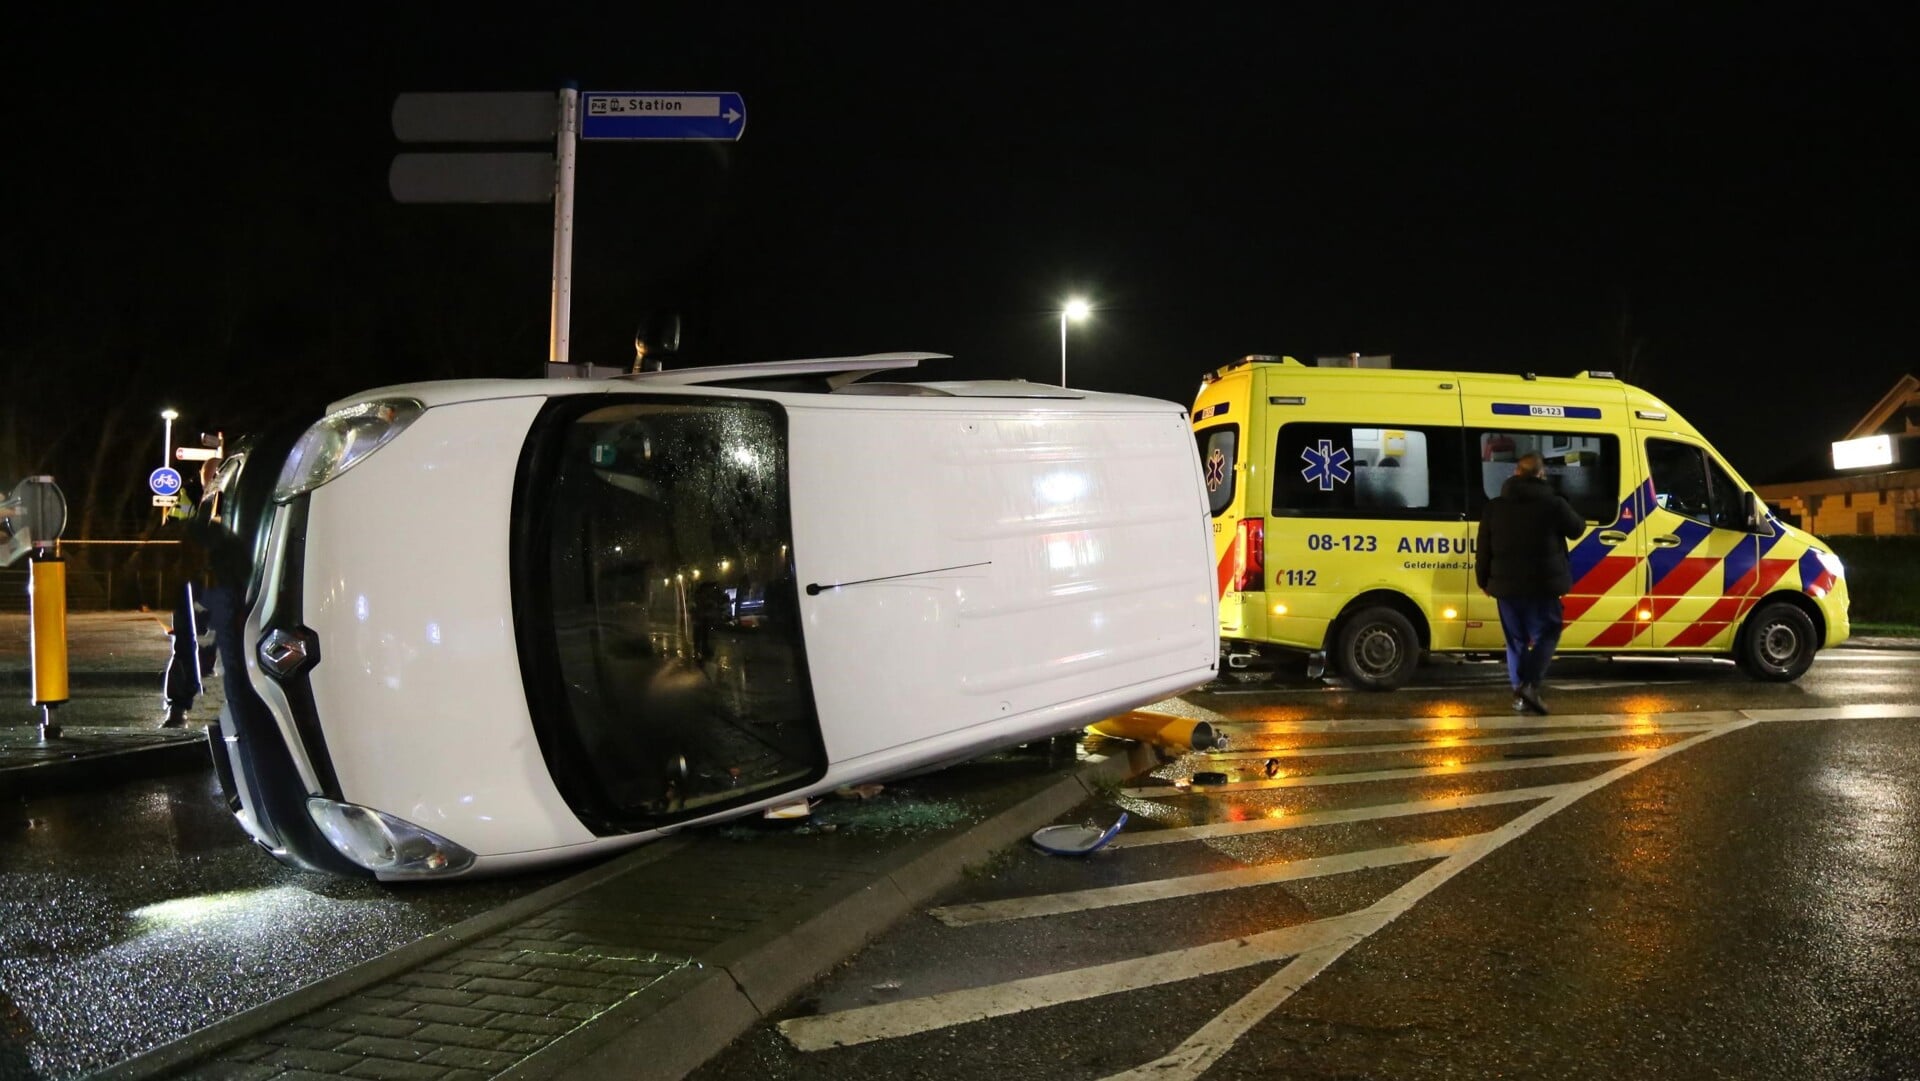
left=1336, top=606, right=1419, bottom=691
left=1737, top=602, right=1817, bottom=682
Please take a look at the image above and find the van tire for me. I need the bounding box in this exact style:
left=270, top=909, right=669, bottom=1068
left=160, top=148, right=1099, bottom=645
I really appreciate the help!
left=1736, top=602, right=1817, bottom=682
left=1336, top=606, right=1419, bottom=691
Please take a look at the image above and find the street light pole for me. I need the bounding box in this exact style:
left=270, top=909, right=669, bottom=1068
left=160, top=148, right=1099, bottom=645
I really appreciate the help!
left=1059, top=298, right=1090, bottom=387
left=160, top=409, right=178, bottom=471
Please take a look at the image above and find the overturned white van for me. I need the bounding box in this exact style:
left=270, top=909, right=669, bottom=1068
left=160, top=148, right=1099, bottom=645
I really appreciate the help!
left=214, top=355, right=1218, bottom=879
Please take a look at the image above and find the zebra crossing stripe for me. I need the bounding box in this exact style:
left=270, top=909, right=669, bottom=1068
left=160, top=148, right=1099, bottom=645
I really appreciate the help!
left=777, top=908, right=1381, bottom=1052
left=930, top=835, right=1471, bottom=927
left=780, top=721, right=1754, bottom=1059
left=1122, top=749, right=1641, bottom=798
left=1093, top=721, right=1753, bottom=1081
left=1202, top=723, right=1718, bottom=762
left=1105, top=785, right=1574, bottom=848
left=1221, top=709, right=1749, bottom=735
left=785, top=709, right=1920, bottom=1065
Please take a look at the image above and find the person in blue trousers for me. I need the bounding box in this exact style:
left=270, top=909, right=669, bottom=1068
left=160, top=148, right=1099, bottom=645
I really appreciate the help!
left=1476, top=453, right=1585, bottom=715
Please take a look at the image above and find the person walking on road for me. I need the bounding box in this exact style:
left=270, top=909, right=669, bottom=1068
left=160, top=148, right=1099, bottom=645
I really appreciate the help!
left=1476, top=452, right=1585, bottom=715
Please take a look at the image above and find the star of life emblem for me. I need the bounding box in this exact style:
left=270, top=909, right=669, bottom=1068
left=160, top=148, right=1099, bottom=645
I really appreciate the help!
left=1300, top=439, right=1353, bottom=492
left=1204, top=447, right=1228, bottom=492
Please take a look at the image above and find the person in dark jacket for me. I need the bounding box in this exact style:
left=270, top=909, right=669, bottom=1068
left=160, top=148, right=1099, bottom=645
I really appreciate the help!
left=1475, top=453, right=1585, bottom=715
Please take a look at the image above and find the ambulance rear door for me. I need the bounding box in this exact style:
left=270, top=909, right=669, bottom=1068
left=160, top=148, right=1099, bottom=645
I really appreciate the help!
left=1192, top=366, right=1256, bottom=640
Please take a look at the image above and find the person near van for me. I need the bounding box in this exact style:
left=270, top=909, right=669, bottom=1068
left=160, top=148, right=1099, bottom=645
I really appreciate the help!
left=160, top=457, right=244, bottom=727
left=1476, top=453, right=1585, bottom=715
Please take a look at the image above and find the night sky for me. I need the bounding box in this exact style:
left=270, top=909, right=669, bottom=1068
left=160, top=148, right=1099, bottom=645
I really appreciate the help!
left=7, top=8, right=1914, bottom=530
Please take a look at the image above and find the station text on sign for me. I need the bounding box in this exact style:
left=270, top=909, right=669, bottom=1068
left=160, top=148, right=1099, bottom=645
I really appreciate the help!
left=586, top=95, right=721, bottom=117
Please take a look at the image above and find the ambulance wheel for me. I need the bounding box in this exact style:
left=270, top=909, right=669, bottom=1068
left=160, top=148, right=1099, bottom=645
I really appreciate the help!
left=1336, top=606, right=1419, bottom=691
left=1737, top=602, right=1817, bottom=682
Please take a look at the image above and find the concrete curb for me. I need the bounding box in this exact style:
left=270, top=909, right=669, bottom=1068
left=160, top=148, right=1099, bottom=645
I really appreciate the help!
left=0, top=669, right=172, bottom=691
left=502, top=740, right=1158, bottom=1081
left=92, top=837, right=696, bottom=1081
left=1839, top=636, right=1920, bottom=652
left=0, top=736, right=209, bottom=799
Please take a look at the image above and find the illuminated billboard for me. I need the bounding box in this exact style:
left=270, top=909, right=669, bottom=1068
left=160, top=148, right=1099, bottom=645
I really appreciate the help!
left=1832, top=434, right=1894, bottom=470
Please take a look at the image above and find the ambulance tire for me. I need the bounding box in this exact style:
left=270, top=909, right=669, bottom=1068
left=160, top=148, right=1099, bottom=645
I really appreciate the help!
left=1335, top=606, right=1419, bottom=691
left=1736, top=602, right=1817, bottom=682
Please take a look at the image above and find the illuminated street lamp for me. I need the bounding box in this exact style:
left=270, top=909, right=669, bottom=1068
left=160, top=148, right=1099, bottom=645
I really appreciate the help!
left=1059, top=298, right=1090, bottom=387
left=160, top=408, right=179, bottom=471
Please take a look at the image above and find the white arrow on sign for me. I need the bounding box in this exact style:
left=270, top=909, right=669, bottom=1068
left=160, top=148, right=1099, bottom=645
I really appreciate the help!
left=152, top=494, right=179, bottom=507
left=724, top=107, right=741, bottom=123
left=175, top=448, right=222, bottom=461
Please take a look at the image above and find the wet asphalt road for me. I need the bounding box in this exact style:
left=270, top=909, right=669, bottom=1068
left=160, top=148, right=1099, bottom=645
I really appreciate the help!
left=691, top=645, right=1920, bottom=1081
left=2, top=645, right=1915, bottom=1079
left=0, top=769, right=571, bottom=1080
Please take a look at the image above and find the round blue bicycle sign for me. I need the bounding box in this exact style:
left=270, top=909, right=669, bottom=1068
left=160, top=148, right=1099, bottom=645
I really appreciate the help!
left=149, top=467, right=184, bottom=496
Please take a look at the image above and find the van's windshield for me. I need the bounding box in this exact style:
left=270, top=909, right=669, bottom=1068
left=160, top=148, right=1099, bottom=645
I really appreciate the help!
left=513, top=396, right=824, bottom=832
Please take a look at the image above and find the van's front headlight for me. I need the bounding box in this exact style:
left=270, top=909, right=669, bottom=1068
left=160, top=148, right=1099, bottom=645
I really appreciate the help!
left=306, top=798, right=475, bottom=877
left=1817, top=550, right=1846, bottom=579
left=274, top=399, right=424, bottom=502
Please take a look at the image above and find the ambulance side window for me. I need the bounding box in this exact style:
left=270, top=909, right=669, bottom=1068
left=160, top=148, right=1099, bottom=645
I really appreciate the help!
left=1196, top=425, right=1238, bottom=517
left=1704, top=456, right=1748, bottom=531
left=1645, top=438, right=1712, bottom=522
left=1470, top=429, right=1620, bottom=524
left=1272, top=423, right=1463, bottom=520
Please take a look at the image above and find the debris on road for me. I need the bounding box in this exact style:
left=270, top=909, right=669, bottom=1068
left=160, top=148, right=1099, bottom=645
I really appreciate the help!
left=1087, top=710, right=1230, bottom=752
left=1031, top=812, right=1129, bottom=856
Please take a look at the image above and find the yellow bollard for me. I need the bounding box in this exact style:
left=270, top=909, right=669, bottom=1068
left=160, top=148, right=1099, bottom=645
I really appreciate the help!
left=30, top=556, right=69, bottom=713
left=1087, top=709, right=1229, bottom=753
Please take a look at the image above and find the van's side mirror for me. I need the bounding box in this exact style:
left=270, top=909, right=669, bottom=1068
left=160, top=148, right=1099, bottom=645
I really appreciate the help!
left=1742, top=491, right=1769, bottom=534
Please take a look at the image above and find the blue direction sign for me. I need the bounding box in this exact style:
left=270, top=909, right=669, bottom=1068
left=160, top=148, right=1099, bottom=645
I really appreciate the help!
left=580, top=91, right=746, bottom=141
left=149, top=467, right=183, bottom=497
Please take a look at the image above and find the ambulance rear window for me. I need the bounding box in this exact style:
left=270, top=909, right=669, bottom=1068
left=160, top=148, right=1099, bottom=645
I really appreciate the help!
left=1272, top=424, right=1463, bottom=520
left=1196, top=425, right=1238, bottom=516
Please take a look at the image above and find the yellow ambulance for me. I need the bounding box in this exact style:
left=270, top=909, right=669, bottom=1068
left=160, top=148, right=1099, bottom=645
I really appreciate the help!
left=1192, top=355, right=1850, bottom=689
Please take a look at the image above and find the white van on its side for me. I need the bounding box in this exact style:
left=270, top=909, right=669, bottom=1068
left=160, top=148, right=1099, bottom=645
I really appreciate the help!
left=216, top=355, right=1219, bottom=879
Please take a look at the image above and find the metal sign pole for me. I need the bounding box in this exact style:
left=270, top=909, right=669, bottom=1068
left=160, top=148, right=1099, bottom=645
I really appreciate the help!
left=549, top=86, right=580, bottom=367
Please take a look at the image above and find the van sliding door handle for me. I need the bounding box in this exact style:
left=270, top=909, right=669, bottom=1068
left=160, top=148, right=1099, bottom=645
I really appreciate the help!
left=1597, top=531, right=1629, bottom=546
left=1650, top=535, right=1683, bottom=548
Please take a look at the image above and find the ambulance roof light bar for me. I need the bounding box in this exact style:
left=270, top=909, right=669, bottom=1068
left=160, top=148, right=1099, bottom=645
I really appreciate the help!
left=1202, top=354, right=1301, bottom=384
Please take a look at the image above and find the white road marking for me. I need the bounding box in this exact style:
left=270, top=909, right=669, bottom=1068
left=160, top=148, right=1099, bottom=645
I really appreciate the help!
left=1207, top=677, right=1703, bottom=696
left=1219, top=710, right=1749, bottom=735
left=781, top=721, right=1747, bottom=1058
left=785, top=704, right=1916, bottom=1066
left=1106, top=785, right=1572, bottom=848
left=929, top=835, right=1470, bottom=927
left=1740, top=704, right=1920, bottom=723
left=1121, top=749, right=1641, bottom=798
left=1203, top=723, right=1717, bottom=762
left=1096, top=720, right=1753, bottom=1081
left=777, top=908, right=1381, bottom=1051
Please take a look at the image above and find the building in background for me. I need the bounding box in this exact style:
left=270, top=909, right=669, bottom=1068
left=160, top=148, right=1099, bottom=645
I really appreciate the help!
left=1757, top=375, right=1920, bottom=536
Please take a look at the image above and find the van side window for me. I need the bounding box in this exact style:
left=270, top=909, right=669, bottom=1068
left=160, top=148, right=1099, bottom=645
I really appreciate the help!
left=1272, top=424, right=1462, bottom=520
left=1472, top=429, right=1621, bottom=524
left=1195, top=425, right=1238, bottom=517
left=1645, top=438, right=1713, bottom=523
